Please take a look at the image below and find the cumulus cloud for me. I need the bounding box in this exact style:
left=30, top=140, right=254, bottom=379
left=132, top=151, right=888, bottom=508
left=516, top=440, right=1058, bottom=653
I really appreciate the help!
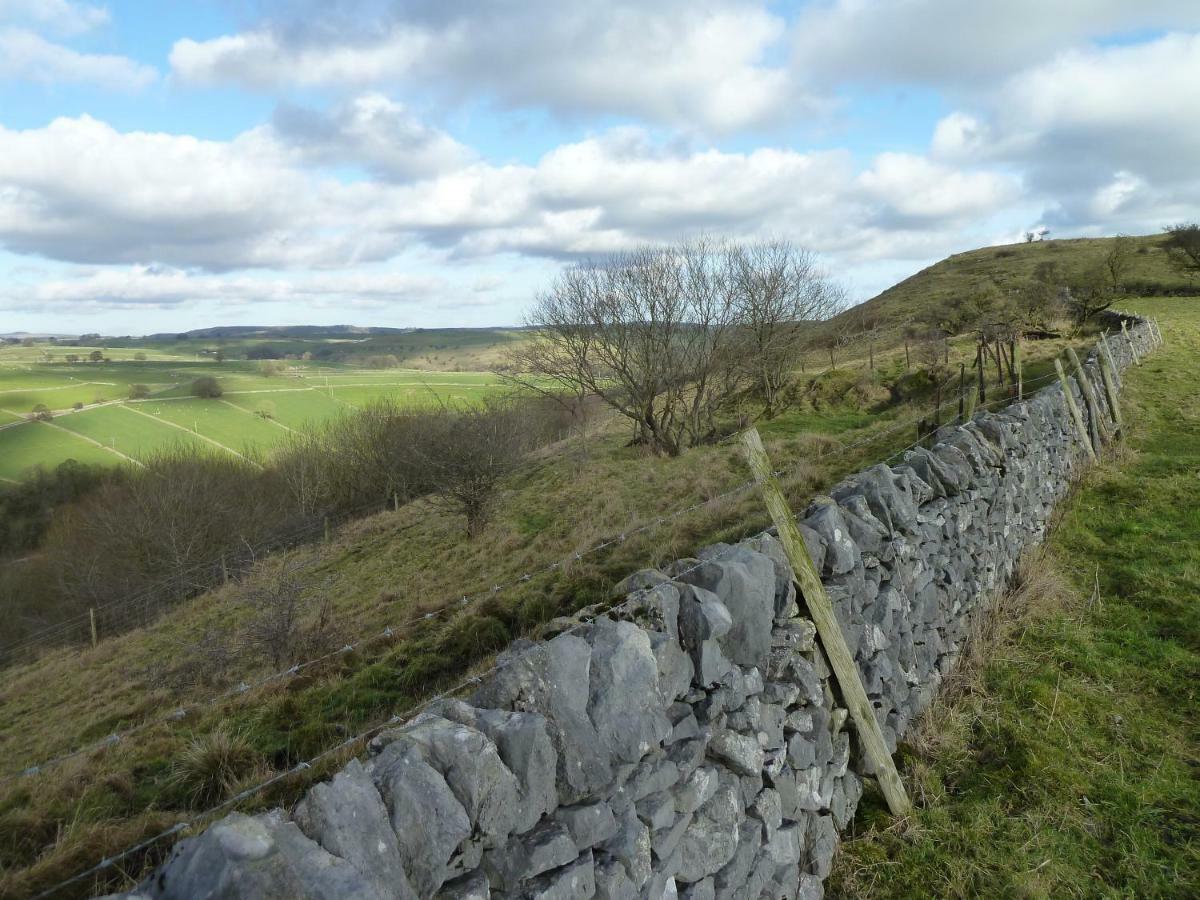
left=0, top=0, right=109, bottom=35
left=267, top=94, right=474, bottom=181
left=0, top=111, right=1024, bottom=307
left=792, top=0, right=1200, bottom=86
left=930, top=32, right=1200, bottom=232
left=170, top=0, right=810, bottom=133
left=0, top=26, right=155, bottom=89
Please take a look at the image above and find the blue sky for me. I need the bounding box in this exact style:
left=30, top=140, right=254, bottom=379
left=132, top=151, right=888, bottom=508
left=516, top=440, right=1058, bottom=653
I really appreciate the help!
left=1, top=0, right=1198, bottom=335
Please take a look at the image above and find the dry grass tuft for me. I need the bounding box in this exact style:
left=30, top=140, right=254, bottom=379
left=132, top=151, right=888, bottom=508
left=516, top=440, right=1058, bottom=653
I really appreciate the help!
left=168, top=726, right=262, bottom=809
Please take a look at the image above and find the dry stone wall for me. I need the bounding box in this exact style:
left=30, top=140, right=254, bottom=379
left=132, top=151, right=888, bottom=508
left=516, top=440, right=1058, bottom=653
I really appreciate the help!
left=104, top=315, right=1157, bottom=900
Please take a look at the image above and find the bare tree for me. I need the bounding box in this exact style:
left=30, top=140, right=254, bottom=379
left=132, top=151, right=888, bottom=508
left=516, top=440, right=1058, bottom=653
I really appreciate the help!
left=728, top=241, right=844, bottom=417
left=239, top=562, right=334, bottom=669
left=516, top=239, right=738, bottom=456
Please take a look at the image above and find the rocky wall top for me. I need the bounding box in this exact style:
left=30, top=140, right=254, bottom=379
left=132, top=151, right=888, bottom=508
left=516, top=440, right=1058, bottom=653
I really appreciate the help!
left=103, top=315, right=1157, bottom=900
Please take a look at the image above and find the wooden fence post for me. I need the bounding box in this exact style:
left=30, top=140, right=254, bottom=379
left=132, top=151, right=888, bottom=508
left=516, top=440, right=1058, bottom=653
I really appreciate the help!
left=1014, top=338, right=1023, bottom=401
left=1099, top=331, right=1122, bottom=392
left=1121, top=320, right=1141, bottom=366
left=1066, top=347, right=1109, bottom=449
left=1096, top=346, right=1123, bottom=433
left=89, top=607, right=98, bottom=649
left=741, top=428, right=912, bottom=816
left=957, top=363, right=966, bottom=422
left=1055, top=359, right=1097, bottom=462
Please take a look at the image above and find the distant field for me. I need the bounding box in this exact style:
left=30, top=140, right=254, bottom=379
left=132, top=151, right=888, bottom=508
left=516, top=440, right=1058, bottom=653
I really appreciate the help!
left=0, top=339, right=526, bottom=479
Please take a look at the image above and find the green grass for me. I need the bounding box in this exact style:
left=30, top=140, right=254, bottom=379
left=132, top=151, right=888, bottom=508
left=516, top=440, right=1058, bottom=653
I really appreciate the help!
left=831, top=297, right=1200, bottom=899
left=853, top=233, right=1194, bottom=328
left=0, top=353, right=520, bottom=479
left=0, top=421, right=122, bottom=480
left=144, top=400, right=292, bottom=456
left=53, top=407, right=208, bottom=461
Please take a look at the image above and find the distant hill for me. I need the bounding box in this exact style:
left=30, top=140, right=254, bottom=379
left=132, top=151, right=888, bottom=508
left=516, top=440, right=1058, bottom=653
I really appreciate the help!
left=846, top=232, right=1193, bottom=328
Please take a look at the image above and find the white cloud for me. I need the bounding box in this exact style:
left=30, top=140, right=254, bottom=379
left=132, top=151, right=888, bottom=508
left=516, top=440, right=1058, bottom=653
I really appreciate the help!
left=0, top=26, right=155, bottom=89
left=0, top=0, right=109, bottom=35
left=792, top=0, right=1200, bottom=85
left=930, top=32, right=1200, bottom=232
left=267, top=94, right=474, bottom=181
left=170, top=1, right=808, bottom=134
left=0, top=113, right=1024, bottom=288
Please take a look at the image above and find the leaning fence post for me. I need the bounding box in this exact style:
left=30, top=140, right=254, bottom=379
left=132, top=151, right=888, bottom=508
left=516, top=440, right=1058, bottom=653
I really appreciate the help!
left=741, top=428, right=911, bottom=816
left=1121, top=320, right=1141, bottom=366
left=1099, top=331, right=1122, bottom=391
left=1066, top=347, right=1109, bottom=449
left=89, top=608, right=98, bottom=649
left=1055, top=359, right=1097, bottom=462
left=1096, top=346, right=1123, bottom=433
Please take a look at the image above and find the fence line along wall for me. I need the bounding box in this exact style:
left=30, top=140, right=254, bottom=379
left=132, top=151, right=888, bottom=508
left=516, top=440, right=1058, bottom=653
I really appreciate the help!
left=100, top=315, right=1157, bottom=900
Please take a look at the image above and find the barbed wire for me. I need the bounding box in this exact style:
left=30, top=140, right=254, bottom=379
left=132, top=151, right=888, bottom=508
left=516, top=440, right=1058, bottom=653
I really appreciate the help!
left=0, top=369, right=1068, bottom=786
left=23, top=342, right=1145, bottom=899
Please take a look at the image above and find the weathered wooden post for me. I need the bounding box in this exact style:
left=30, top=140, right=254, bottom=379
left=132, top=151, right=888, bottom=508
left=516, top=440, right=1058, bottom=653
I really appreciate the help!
left=1121, top=320, right=1141, bottom=366
left=1099, top=331, right=1122, bottom=391
left=1066, top=347, right=1109, bottom=449
left=1096, top=346, right=1123, bottom=433
left=1055, top=359, right=1097, bottom=462
left=89, top=607, right=98, bottom=649
left=975, top=341, right=986, bottom=404
left=957, top=363, right=966, bottom=422
left=741, top=428, right=912, bottom=816
left=1014, top=337, right=1023, bottom=401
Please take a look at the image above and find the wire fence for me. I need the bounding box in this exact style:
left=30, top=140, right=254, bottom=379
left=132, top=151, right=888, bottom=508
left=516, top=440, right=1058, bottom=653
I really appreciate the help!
left=2, top=368, right=1065, bottom=788
left=19, top=365, right=1078, bottom=899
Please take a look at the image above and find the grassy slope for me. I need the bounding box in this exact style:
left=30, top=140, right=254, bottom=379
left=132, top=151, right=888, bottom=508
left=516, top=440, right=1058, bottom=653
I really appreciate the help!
left=831, top=296, right=1200, bottom=898
left=0, top=330, right=1095, bottom=898
left=851, top=233, right=1193, bottom=327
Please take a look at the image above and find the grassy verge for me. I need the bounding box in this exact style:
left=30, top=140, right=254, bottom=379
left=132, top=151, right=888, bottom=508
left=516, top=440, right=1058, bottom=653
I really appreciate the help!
left=831, top=297, right=1200, bottom=898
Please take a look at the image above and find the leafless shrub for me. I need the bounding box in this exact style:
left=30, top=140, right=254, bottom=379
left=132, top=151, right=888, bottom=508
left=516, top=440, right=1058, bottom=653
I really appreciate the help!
left=238, top=562, right=335, bottom=669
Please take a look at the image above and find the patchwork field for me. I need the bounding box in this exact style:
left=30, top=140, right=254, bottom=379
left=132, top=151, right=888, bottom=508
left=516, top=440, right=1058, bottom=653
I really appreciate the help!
left=0, top=346, right=522, bottom=480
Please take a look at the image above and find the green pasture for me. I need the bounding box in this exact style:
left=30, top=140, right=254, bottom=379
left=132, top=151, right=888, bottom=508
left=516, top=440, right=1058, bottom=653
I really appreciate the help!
left=53, top=406, right=207, bottom=461
left=220, top=389, right=345, bottom=431
left=141, top=399, right=293, bottom=456
left=0, top=420, right=121, bottom=480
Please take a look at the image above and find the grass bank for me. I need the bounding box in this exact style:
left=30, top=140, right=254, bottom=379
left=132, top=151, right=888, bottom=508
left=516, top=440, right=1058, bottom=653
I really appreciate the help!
left=831, top=297, right=1200, bottom=898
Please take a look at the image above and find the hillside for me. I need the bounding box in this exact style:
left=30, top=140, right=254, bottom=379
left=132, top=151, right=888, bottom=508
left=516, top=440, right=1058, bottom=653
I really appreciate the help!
left=849, top=232, right=1192, bottom=328
left=0, top=238, right=1196, bottom=897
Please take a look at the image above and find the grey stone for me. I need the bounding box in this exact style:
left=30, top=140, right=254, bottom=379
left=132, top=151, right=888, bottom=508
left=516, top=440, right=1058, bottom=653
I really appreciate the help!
left=587, top=619, right=673, bottom=763
left=521, top=851, right=596, bottom=900
left=763, top=824, right=803, bottom=865
left=473, top=633, right=613, bottom=804
left=593, top=855, right=638, bottom=900
left=652, top=811, right=693, bottom=862
left=802, top=502, right=858, bottom=576
left=378, top=715, right=521, bottom=845
left=712, top=821, right=761, bottom=896
left=650, top=631, right=695, bottom=705
left=673, top=765, right=720, bottom=815
left=146, top=811, right=390, bottom=900
left=293, top=759, right=416, bottom=899
left=678, top=877, right=715, bottom=900
left=484, top=821, right=577, bottom=891
left=636, top=791, right=677, bottom=833
left=556, top=801, right=619, bottom=851
left=603, top=807, right=652, bottom=889
left=707, top=729, right=763, bottom=777
left=678, top=547, right=776, bottom=670
left=805, top=815, right=838, bottom=879
left=437, top=868, right=490, bottom=900
left=372, top=744, right=472, bottom=896
left=430, top=701, right=558, bottom=834
left=748, top=787, right=782, bottom=837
